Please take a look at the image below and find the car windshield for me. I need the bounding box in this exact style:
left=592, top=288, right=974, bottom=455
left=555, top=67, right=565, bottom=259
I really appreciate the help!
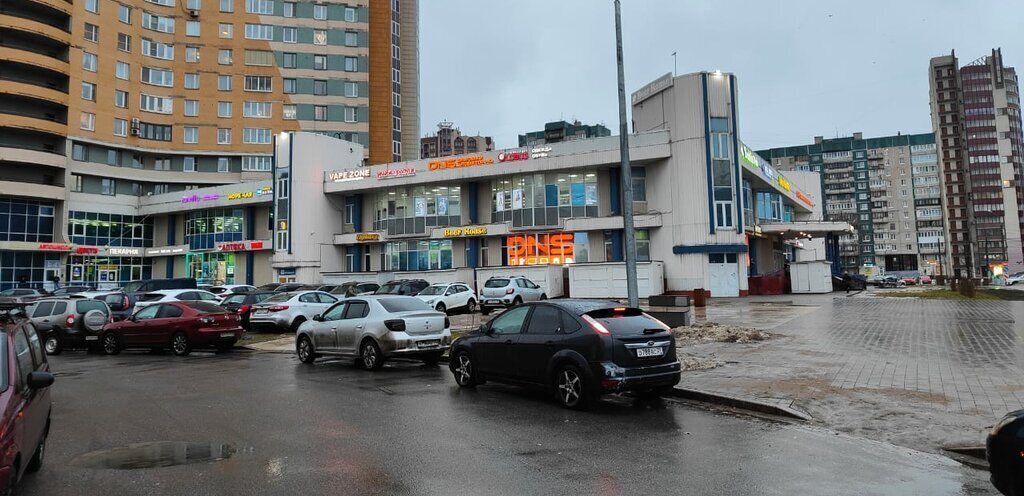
left=0, top=289, right=19, bottom=296
left=253, top=293, right=274, bottom=303
left=378, top=298, right=432, bottom=313
left=122, top=281, right=144, bottom=293
left=183, top=301, right=228, bottom=313
left=262, top=293, right=293, bottom=303
left=222, top=294, right=246, bottom=304
left=376, top=283, right=405, bottom=295
left=485, top=279, right=510, bottom=288
left=417, top=285, right=446, bottom=296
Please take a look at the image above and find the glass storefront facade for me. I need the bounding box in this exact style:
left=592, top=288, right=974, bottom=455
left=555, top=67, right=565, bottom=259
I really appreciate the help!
left=186, top=208, right=244, bottom=250
left=186, top=252, right=236, bottom=285
left=0, top=252, right=61, bottom=291
left=491, top=172, right=598, bottom=228
left=372, top=185, right=462, bottom=235
left=0, top=198, right=55, bottom=242
left=68, top=211, right=153, bottom=247
left=66, top=256, right=149, bottom=288
left=383, top=240, right=453, bottom=271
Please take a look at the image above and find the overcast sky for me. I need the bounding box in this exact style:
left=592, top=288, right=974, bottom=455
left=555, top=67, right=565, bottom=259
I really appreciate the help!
left=419, top=0, right=1024, bottom=151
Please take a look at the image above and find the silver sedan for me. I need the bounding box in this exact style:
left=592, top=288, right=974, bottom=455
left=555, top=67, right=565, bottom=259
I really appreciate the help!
left=295, top=295, right=451, bottom=370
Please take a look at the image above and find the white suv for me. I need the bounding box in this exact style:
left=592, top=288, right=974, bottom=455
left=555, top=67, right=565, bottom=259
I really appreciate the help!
left=415, top=282, right=476, bottom=314
left=478, top=276, right=546, bottom=315
left=248, top=291, right=339, bottom=332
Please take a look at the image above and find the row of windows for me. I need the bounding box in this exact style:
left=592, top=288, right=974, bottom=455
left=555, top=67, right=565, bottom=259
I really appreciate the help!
left=0, top=199, right=55, bottom=243
left=185, top=208, right=244, bottom=250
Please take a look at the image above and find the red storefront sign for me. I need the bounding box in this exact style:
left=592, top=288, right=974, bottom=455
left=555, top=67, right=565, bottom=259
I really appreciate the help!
left=37, top=243, right=72, bottom=251
left=507, top=234, right=575, bottom=265
left=216, top=240, right=266, bottom=252
left=75, top=247, right=99, bottom=254
left=497, top=149, right=528, bottom=162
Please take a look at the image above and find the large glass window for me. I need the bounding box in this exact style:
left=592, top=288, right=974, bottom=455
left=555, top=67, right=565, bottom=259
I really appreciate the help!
left=491, top=171, right=598, bottom=228
left=185, top=208, right=244, bottom=250
left=712, top=160, right=734, bottom=228
left=383, top=240, right=453, bottom=271
left=0, top=199, right=55, bottom=243
left=372, top=185, right=461, bottom=236
left=631, top=168, right=646, bottom=202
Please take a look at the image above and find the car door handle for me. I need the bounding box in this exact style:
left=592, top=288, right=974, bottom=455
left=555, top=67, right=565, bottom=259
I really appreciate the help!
left=330, top=327, right=337, bottom=331
left=355, top=325, right=364, bottom=329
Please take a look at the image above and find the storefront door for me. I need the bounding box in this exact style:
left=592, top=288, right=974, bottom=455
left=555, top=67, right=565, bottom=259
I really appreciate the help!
left=709, top=253, right=739, bottom=297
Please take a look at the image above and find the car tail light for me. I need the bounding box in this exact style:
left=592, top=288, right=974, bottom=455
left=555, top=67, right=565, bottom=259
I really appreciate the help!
left=444, top=317, right=450, bottom=329
left=122, top=296, right=130, bottom=309
left=384, top=319, right=406, bottom=332
left=505, top=287, right=514, bottom=294
left=199, top=317, right=215, bottom=325
left=66, top=314, right=75, bottom=327
left=238, top=304, right=250, bottom=315
left=267, top=305, right=289, bottom=312
left=581, top=314, right=610, bottom=335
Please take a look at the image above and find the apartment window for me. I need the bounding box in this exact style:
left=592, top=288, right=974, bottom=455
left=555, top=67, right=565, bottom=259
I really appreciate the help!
left=392, top=92, right=400, bottom=107
left=218, top=74, right=232, bottom=91
left=113, top=118, right=128, bottom=136
left=72, top=143, right=87, bottom=161
left=245, top=0, right=273, bottom=14
left=314, top=105, right=327, bottom=121
left=393, top=116, right=401, bottom=131
left=183, top=156, right=196, bottom=171
left=119, top=5, right=132, bottom=23
left=71, top=175, right=83, bottom=192
left=154, top=184, right=168, bottom=194
left=283, top=52, right=297, bottom=68
left=146, top=0, right=175, bottom=6
left=282, top=104, right=296, bottom=120
left=140, top=66, right=173, bottom=86
left=186, top=0, right=200, bottom=9
left=282, top=27, right=296, bottom=43
left=344, top=56, right=358, bottom=72
left=140, top=93, right=173, bottom=114
left=186, top=21, right=200, bottom=36
left=244, top=75, right=272, bottom=92
left=217, top=128, right=232, bottom=144
left=283, top=1, right=295, bottom=16
left=244, top=49, right=274, bottom=66
left=219, top=0, right=232, bottom=11
left=314, top=55, right=327, bottom=70
left=183, top=99, right=198, bottom=116
left=392, top=141, right=401, bottom=157
left=114, top=90, right=128, bottom=108
left=81, top=82, right=96, bottom=101
left=344, top=6, right=356, bottom=22
left=83, top=52, right=98, bottom=71
left=283, top=78, right=296, bottom=94
left=115, top=61, right=130, bottom=79
left=344, top=31, right=358, bottom=47
left=218, top=157, right=231, bottom=172
left=141, top=38, right=174, bottom=60
left=344, top=82, right=358, bottom=97
left=244, top=23, right=273, bottom=40
left=101, top=179, right=116, bottom=196
left=243, top=101, right=272, bottom=118
left=185, top=46, right=199, bottom=63
left=313, top=79, right=327, bottom=95
left=314, top=30, right=327, bottom=46
left=84, top=23, right=99, bottom=42
left=392, top=44, right=399, bottom=60
left=392, top=68, right=400, bottom=84
left=184, top=127, right=198, bottom=144
left=343, top=107, right=356, bottom=123
left=218, top=101, right=232, bottom=117
left=185, top=73, right=199, bottom=89
left=241, top=156, right=272, bottom=172
left=142, top=12, right=174, bottom=33
left=243, top=128, right=271, bottom=144
left=117, top=33, right=131, bottom=52
left=219, top=23, right=233, bottom=38
left=313, top=3, right=326, bottom=19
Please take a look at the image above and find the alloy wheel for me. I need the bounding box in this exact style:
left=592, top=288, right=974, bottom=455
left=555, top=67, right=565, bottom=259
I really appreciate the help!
left=557, top=369, right=582, bottom=406
left=297, top=338, right=312, bottom=362
left=173, top=334, right=188, bottom=354
left=455, top=354, right=473, bottom=386
left=103, top=335, right=118, bottom=354
left=362, top=343, right=377, bottom=368
left=44, top=337, right=59, bottom=354
left=466, top=299, right=476, bottom=313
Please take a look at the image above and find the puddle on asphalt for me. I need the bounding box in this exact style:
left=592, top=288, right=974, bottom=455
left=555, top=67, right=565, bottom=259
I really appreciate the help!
left=72, top=442, right=237, bottom=470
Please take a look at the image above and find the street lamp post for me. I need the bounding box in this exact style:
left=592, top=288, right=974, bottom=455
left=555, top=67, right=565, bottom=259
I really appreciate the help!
left=614, top=0, right=639, bottom=307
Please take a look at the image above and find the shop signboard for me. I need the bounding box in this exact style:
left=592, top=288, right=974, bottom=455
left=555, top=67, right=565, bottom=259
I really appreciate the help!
left=443, top=227, right=488, bottom=237
left=507, top=233, right=574, bottom=266
left=795, top=191, right=815, bottom=207
left=145, top=244, right=189, bottom=256
left=497, top=149, right=529, bottom=162
left=739, top=144, right=762, bottom=171
left=181, top=194, right=221, bottom=203
left=227, top=191, right=254, bottom=200
left=107, top=247, right=143, bottom=256
left=777, top=176, right=792, bottom=192
left=531, top=146, right=552, bottom=159
left=38, top=243, right=72, bottom=252
left=216, top=240, right=267, bottom=252
left=428, top=155, right=494, bottom=171
left=278, top=268, right=297, bottom=276
left=44, top=260, right=61, bottom=270
left=255, top=186, right=273, bottom=196
left=75, top=246, right=99, bottom=255
left=328, top=168, right=371, bottom=182
left=355, top=233, right=380, bottom=242
left=376, top=167, right=417, bottom=180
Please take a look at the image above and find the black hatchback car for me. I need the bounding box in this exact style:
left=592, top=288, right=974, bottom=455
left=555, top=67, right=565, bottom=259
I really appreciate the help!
left=449, top=300, right=681, bottom=409
left=219, top=291, right=276, bottom=331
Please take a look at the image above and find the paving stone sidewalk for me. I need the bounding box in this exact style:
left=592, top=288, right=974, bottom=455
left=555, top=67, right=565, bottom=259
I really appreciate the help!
left=683, top=294, right=1024, bottom=454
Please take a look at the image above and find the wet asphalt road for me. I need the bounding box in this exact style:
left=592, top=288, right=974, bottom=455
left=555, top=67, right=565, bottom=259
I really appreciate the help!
left=21, top=349, right=994, bottom=496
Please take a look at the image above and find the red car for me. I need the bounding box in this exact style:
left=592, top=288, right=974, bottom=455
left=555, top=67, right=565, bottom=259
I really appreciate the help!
left=0, top=307, right=55, bottom=493
left=99, top=301, right=244, bottom=356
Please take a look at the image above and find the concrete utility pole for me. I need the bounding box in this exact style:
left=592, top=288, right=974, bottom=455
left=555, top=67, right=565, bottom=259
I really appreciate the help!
left=614, top=0, right=639, bottom=307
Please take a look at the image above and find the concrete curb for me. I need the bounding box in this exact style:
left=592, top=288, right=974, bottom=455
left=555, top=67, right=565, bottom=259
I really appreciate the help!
left=669, top=387, right=813, bottom=421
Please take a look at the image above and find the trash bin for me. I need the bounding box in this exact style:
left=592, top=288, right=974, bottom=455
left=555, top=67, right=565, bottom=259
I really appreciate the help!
left=692, top=288, right=707, bottom=307
left=987, top=409, right=1024, bottom=496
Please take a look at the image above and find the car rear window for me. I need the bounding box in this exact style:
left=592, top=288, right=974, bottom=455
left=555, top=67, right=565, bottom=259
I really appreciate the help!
left=485, top=279, right=510, bottom=288
left=585, top=308, right=668, bottom=334
left=262, top=293, right=293, bottom=303
left=182, top=301, right=227, bottom=313
left=76, top=300, right=109, bottom=315
left=377, top=298, right=431, bottom=313
left=138, top=293, right=164, bottom=302
left=252, top=293, right=274, bottom=303
left=222, top=294, right=246, bottom=304
left=375, top=283, right=403, bottom=295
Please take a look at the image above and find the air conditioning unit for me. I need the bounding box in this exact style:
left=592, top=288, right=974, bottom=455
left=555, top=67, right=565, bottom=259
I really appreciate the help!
left=130, top=118, right=140, bottom=136
left=188, top=9, right=199, bottom=17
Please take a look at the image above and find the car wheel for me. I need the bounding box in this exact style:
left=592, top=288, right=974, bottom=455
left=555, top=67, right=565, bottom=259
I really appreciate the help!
left=435, top=302, right=447, bottom=314
left=289, top=317, right=305, bottom=333
left=480, top=306, right=491, bottom=316
left=297, top=336, right=316, bottom=364
left=44, top=334, right=63, bottom=355
left=26, top=419, right=48, bottom=473
left=555, top=365, right=592, bottom=410
left=421, top=351, right=443, bottom=366
left=512, top=296, right=523, bottom=306
left=452, top=351, right=477, bottom=387
left=101, top=333, right=121, bottom=355
left=360, top=339, right=384, bottom=371
left=540, top=294, right=547, bottom=300
left=171, top=332, right=192, bottom=357
left=465, top=299, right=476, bottom=313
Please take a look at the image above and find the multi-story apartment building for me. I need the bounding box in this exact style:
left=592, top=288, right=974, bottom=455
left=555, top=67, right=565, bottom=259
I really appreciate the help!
left=929, top=48, right=1024, bottom=279
left=518, top=120, right=611, bottom=147
left=420, top=121, right=494, bottom=159
left=0, top=0, right=419, bottom=289
left=759, top=132, right=942, bottom=275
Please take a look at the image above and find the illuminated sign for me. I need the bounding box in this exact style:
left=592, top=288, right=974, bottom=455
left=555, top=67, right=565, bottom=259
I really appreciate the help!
left=278, top=220, right=288, bottom=230
left=796, top=191, right=815, bottom=206
left=107, top=247, right=142, bottom=256
left=777, top=176, right=791, bottom=191
left=255, top=186, right=273, bottom=196
left=38, top=243, right=72, bottom=251
left=497, top=149, right=528, bottom=162
left=376, top=167, right=417, bottom=180
left=443, top=227, right=488, bottom=237
left=75, top=246, right=99, bottom=254
left=428, top=155, right=494, bottom=171
left=739, top=145, right=761, bottom=171
left=145, top=245, right=188, bottom=256
left=507, top=233, right=574, bottom=265
left=328, top=168, right=371, bottom=182
left=531, top=146, right=552, bottom=159
left=355, top=233, right=380, bottom=242
left=216, top=240, right=266, bottom=252
left=227, top=191, right=254, bottom=200
left=181, top=194, right=220, bottom=203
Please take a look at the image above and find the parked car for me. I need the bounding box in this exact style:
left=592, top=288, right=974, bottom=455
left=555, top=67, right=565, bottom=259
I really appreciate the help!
left=867, top=274, right=887, bottom=287
left=208, top=285, right=256, bottom=297
left=449, top=300, right=681, bottom=409
left=415, top=282, right=476, bottom=314
left=879, top=276, right=905, bottom=288
left=256, top=283, right=283, bottom=292
left=24, top=297, right=110, bottom=355
left=121, top=278, right=197, bottom=298
left=296, top=295, right=451, bottom=369
left=92, top=292, right=136, bottom=322
left=273, top=283, right=319, bottom=293
left=0, top=305, right=55, bottom=494
left=0, top=289, right=48, bottom=305
left=329, top=282, right=381, bottom=298
left=832, top=274, right=867, bottom=292
left=219, top=291, right=276, bottom=331
left=478, top=276, right=547, bottom=315
left=48, top=286, right=92, bottom=296
left=988, top=409, right=1024, bottom=496
left=1007, top=272, right=1024, bottom=286
left=919, top=275, right=933, bottom=285
left=374, top=279, right=430, bottom=296
left=99, top=301, right=244, bottom=356
left=248, top=291, right=339, bottom=332
left=134, top=289, right=221, bottom=309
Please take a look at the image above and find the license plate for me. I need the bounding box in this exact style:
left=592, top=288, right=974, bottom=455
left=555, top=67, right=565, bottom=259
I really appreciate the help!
left=636, top=347, right=664, bottom=358
left=85, top=336, right=99, bottom=341
left=416, top=340, right=439, bottom=349
left=255, top=309, right=268, bottom=314
left=487, top=300, right=501, bottom=305
left=220, top=332, right=235, bottom=338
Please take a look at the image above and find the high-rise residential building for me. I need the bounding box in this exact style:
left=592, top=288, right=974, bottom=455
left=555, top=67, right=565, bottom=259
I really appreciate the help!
left=518, top=120, right=611, bottom=147
left=929, top=49, right=1024, bottom=279
left=420, top=121, right=494, bottom=159
left=0, top=0, right=418, bottom=289
left=759, top=133, right=943, bottom=275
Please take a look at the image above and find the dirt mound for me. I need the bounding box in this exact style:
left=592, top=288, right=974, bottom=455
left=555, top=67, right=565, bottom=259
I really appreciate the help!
left=674, top=321, right=771, bottom=347
left=680, top=353, right=724, bottom=371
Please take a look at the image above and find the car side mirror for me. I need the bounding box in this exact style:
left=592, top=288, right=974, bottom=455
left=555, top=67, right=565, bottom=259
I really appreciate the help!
left=27, top=371, right=54, bottom=390
left=481, top=324, right=493, bottom=336
left=129, top=315, right=138, bottom=322
left=313, top=314, right=323, bottom=322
